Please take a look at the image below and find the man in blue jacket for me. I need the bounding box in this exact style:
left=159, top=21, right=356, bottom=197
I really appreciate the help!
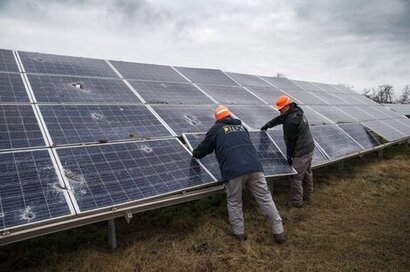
left=193, top=105, right=285, bottom=243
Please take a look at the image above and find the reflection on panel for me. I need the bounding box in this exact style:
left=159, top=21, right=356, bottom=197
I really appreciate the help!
left=110, top=60, right=188, bottom=83
left=151, top=104, right=215, bottom=135
left=310, top=125, right=363, bottom=159
left=40, top=104, right=171, bottom=145
left=28, top=75, right=141, bottom=103
left=0, top=105, right=45, bottom=150
left=57, top=139, right=216, bottom=212
left=0, top=150, right=73, bottom=230
left=129, top=81, right=214, bottom=104
left=338, top=123, right=379, bottom=149
left=0, top=73, right=29, bottom=103
left=175, top=67, right=238, bottom=86
left=196, top=84, right=262, bottom=105
left=19, top=51, right=118, bottom=78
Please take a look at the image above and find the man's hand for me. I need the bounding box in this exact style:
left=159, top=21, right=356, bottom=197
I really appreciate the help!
left=287, top=156, right=293, bottom=166
left=261, top=125, right=268, bottom=131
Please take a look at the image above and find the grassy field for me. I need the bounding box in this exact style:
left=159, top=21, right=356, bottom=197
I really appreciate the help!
left=0, top=144, right=409, bottom=272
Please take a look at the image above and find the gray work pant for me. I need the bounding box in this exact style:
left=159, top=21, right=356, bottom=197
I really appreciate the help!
left=224, top=172, right=284, bottom=235
left=289, top=151, right=313, bottom=205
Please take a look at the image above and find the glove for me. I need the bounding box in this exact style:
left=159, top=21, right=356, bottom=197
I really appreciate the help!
left=261, top=125, right=268, bottom=131
left=287, top=156, right=293, bottom=166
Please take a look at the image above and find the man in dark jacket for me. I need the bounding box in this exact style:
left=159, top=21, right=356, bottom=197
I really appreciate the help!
left=193, top=105, right=285, bottom=243
left=261, top=95, right=315, bottom=207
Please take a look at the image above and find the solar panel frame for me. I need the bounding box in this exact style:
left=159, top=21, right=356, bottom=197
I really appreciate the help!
left=0, top=104, right=46, bottom=150
left=128, top=80, right=215, bottom=105
left=28, top=74, right=142, bottom=104
left=56, top=139, right=217, bottom=213
left=0, top=149, right=75, bottom=231
left=338, top=123, right=380, bottom=149
left=0, top=73, right=30, bottom=103
left=174, top=67, right=238, bottom=86
left=109, top=60, right=188, bottom=83
left=18, top=51, right=119, bottom=78
left=310, top=125, right=363, bottom=159
left=0, top=49, right=19, bottom=73
left=39, top=104, right=173, bottom=146
left=226, top=72, right=271, bottom=87
left=196, top=84, right=264, bottom=105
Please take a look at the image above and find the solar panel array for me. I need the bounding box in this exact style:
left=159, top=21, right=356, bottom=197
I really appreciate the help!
left=0, top=48, right=409, bottom=244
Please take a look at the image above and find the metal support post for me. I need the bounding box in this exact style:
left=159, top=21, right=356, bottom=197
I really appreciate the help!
left=338, top=161, right=344, bottom=171
left=378, top=149, right=383, bottom=159
left=108, top=218, right=117, bottom=250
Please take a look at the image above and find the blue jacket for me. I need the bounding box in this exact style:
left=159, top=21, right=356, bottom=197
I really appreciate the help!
left=193, top=117, right=263, bottom=181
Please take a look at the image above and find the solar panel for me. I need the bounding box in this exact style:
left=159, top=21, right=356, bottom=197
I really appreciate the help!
left=249, top=131, right=295, bottom=177
left=40, top=104, right=171, bottom=145
left=338, top=123, right=380, bottom=149
left=109, top=60, right=188, bottom=83
left=333, top=85, right=358, bottom=95
left=383, top=118, right=410, bottom=136
left=311, top=82, right=343, bottom=94
left=291, top=80, right=325, bottom=92
left=261, top=76, right=304, bottom=91
left=228, top=105, right=279, bottom=130
left=372, top=105, right=405, bottom=119
left=28, top=75, right=141, bottom=103
left=310, top=105, right=357, bottom=124
left=19, top=51, right=118, bottom=78
left=356, top=106, right=391, bottom=120
left=56, top=139, right=216, bottom=212
left=335, top=105, right=375, bottom=121
left=0, top=105, right=45, bottom=150
left=0, top=49, right=19, bottom=72
left=128, top=80, right=214, bottom=104
left=0, top=73, right=30, bottom=103
left=382, top=104, right=410, bottom=116
left=299, top=105, right=333, bottom=125
left=0, top=150, right=74, bottom=230
left=244, top=85, right=287, bottom=104
left=310, top=92, right=351, bottom=105
left=226, top=72, right=271, bottom=87
left=310, top=125, right=363, bottom=159
left=266, top=128, right=328, bottom=166
left=174, top=67, right=238, bottom=85
left=196, top=84, right=263, bottom=105
left=284, top=89, right=329, bottom=105
left=341, top=94, right=378, bottom=106
left=150, top=104, right=215, bottom=135
left=362, top=120, right=406, bottom=142
left=183, top=133, right=222, bottom=181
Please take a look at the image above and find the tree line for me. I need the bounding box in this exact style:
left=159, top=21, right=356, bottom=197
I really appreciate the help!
left=362, top=85, right=409, bottom=104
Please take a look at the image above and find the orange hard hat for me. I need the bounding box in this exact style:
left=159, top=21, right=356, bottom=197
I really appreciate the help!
left=275, top=95, right=293, bottom=110
left=214, top=105, right=231, bottom=121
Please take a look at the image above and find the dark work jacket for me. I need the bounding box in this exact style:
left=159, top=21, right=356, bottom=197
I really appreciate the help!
left=193, top=117, right=263, bottom=181
left=263, top=103, right=314, bottom=158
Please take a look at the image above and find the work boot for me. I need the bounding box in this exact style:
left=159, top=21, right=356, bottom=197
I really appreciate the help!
left=285, top=201, right=303, bottom=208
left=231, top=233, right=247, bottom=241
left=274, top=232, right=286, bottom=244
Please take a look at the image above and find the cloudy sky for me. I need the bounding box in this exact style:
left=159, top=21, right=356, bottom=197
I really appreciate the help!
left=1, top=0, right=409, bottom=94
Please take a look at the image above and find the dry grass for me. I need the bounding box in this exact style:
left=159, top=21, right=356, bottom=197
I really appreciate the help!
left=0, top=145, right=409, bottom=272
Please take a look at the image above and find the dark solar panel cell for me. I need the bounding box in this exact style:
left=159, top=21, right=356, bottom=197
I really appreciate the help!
left=0, top=49, right=19, bottom=72
left=226, top=72, right=271, bottom=87
left=57, top=139, right=216, bottom=212
left=0, top=150, right=73, bottom=230
left=0, top=73, right=29, bottom=102
left=338, top=123, right=379, bottom=149
left=229, top=105, right=279, bottom=130
left=196, top=84, right=262, bottom=105
left=261, top=76, right=304, bottom=91
left=244, top=86, right=287, bottom=105
left=175, top=67, right=238, bottom=85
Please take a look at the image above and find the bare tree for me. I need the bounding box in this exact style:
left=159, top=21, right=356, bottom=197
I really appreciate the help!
left=275, top=73, right=286, bottom=78
left=362, top=85, right=395, bottom=103
left=398, top=85, right=410, bottom=104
